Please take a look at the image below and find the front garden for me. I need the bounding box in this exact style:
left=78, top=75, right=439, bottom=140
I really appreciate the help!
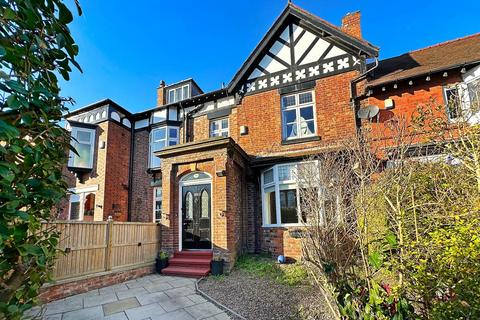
left=199, top=254, right=333, bottom=320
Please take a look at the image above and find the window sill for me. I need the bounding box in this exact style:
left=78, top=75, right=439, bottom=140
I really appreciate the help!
left=281, top=135, right=320, bottom=145
left=262, top=223, right=307, bottom=228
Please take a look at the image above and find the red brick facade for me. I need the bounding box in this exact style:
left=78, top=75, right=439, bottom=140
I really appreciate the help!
left=60, top=4, right=479, bottom=268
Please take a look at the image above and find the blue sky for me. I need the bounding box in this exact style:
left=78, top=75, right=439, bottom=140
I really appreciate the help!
left=62, top=0, right=479, bottom=113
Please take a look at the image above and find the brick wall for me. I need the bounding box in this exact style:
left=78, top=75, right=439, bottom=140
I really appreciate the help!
left=235, top=71, right=359, bottom=157
left=103, top=121, right=131, bottom=221
left=366, top=73, right=462, bottom=142
left=130, top=129, right=154, bottom=222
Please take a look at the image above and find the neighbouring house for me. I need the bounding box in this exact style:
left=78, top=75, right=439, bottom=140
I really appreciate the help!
left=57, top=3, right=480, bottom=272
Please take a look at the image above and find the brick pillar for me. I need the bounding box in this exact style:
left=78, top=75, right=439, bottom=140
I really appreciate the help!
left=157, top=80, right=166, bottom=106
left=341, top=11, right=362, bottom=40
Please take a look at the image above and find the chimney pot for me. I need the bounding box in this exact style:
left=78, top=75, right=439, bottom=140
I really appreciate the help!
left=341, top=11, right=362, bottom=39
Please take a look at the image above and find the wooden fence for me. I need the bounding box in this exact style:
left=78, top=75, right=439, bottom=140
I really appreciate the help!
left=42, top=221, right=161, bottom=281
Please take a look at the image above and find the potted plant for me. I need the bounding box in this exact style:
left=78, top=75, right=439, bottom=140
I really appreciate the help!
left=156, top=251, right=169, bottom=273
left=211, top=256, right=224, bottom=276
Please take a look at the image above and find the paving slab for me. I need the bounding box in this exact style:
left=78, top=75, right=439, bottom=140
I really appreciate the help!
left=102, top=297, right=140, bottom=316
left=158, top=296, right=196, bottom=312
left=184, top=302, right=225, bottom=320
left=62, top=305, right=104, bottom=320
left=125, top=303, right=166, bottom=320
left=150, top=309, right=195, bottom=320
left=84, top=292, right=118, bottom=308
left=136, top=291, right=170, bottom=306
left=36, top=274, right=229, bottom=320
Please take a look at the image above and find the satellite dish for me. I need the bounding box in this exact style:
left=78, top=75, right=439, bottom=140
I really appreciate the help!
left=357, top=105, right=379, bottom=119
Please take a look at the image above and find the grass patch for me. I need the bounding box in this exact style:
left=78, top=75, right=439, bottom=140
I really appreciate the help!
left=235, top=254, right=309, bottom=286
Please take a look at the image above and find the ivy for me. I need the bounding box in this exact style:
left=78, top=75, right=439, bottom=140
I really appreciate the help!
left=0, top=0, right=81, bottom=318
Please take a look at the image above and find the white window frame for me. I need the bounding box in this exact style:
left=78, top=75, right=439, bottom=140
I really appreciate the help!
left=149, top=126, right=179, bottom=168
left=68, top=191, right=96, bottom=220
left=261, top=161, right=321, bottom=227
left=443, top=86, right=461, bottom=121
left=210, top=117, right=229, bottom=137
left=68, top=127, right=96, bottom=168
left=153, top=187, right=162, bottom=222
left=281, top=90, right=317, bottom=141
left=167, top=84, right=190, bottom=104
left=444, top=76, right=480, bottom=123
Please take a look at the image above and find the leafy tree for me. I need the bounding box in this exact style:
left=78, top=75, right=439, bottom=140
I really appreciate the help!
left=0, top=1, right=81, bottom=318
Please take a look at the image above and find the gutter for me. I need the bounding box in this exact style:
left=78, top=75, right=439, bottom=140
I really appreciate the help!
left=349, top=57, right=379, bottom=130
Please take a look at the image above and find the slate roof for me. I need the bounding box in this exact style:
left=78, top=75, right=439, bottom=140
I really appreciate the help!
left=367, top=33, right=480, bottom=88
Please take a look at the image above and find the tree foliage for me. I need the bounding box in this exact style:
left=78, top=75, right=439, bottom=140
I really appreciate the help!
left=0, top=1, right=81, bottom=318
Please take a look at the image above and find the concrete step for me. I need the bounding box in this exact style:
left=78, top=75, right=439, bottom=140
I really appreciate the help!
left=162, top=265, right=210, bottom=278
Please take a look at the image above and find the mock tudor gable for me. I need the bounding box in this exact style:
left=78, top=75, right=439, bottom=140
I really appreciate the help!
left=229, top=3, right=379, bottom=96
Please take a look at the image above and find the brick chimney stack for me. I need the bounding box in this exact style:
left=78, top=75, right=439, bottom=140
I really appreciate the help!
left=157, top=80, right=166, bottom=106
left=341, top=11, right=362, bottom=39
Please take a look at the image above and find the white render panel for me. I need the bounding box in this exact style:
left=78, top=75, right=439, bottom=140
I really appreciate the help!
left=259, top=54, right=287, bottom=73
left=111, top=111, right=121, bottom=122
left=204, top=101, right=215, bottom=111
left=279, top=26, right=290, bottom=42
left=292, top=24, right=303, bottom=41
left=217, top=96, right=235, bottom=108
left=134, top=119, right=148, bottom=129
left=247, top=68, right=265, bottom=80
left=168, top=107, right=178, bottom=121
left=299, top=38, right=331, bottom=65
left=269, top=41, right=291, bottom=65
left=152, top=109, right=167, bottom=123
left=463, top=64, right=480, bottom=82
left=294, top=30, right=316, bottom=63
left=324, top=46, right=347, bottom=59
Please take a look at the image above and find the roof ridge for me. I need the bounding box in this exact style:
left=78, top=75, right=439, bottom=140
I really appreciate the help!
left=409, top=32, right=480, bottom=54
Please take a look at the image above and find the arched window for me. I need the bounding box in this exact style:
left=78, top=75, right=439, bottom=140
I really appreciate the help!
left=185, top=192, right=193, bottom=219
left=181, top=171, right=211, bottom=182
left=201, top=189, right=209, bottom=218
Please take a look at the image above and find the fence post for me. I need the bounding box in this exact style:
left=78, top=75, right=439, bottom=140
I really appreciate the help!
left=105, top=216, right=113, bottom=271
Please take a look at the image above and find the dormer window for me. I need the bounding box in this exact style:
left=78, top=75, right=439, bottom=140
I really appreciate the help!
left=68, top=126, right=96, bottom=170
left=167, top=84, right=190, bottom=103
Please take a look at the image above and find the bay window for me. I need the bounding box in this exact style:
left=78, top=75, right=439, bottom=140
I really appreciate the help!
left=68, top=127, right=95, bottom=169
left=261, top=162, right=316, bottom=226
left=261, top=162, right=341, bottom=227
left=281, top=91, right=316, bottom=140
left=149, top=126, right=179, bottom=168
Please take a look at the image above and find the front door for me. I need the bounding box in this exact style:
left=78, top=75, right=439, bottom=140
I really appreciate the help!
left=182, top=184, right=211, bottom=249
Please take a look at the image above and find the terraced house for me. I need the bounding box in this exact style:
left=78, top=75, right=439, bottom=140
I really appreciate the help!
left=58, top=3, right=480, bottom=274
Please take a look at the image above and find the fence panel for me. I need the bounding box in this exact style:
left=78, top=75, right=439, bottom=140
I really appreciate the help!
left=110, top=222, right=161, bottom=270
left=42, top=221, right=161, bottom=281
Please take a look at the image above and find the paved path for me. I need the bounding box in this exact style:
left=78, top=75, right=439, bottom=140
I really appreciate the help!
left=26, top=274, right=230, bottom=320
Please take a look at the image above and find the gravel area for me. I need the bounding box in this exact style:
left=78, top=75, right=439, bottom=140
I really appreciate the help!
left=198, top=269, right=334, bottom=320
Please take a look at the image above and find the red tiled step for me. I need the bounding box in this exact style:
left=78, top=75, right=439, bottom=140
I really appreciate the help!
left=169, top=257, right=211, bottom=267
left=162, top=265, right=210, bottom=278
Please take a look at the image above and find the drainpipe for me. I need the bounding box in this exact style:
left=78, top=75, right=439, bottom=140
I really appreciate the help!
left=127, top=120, right=135, bottom=221
left=350, top=57, right=379, bottom=130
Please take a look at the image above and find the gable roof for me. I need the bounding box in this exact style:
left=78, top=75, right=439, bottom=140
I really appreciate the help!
left=367, top=33, right=480, bottom=88
left=67, top=98, right=132, bottom=118
left=227, top=2, right=379, bottom=93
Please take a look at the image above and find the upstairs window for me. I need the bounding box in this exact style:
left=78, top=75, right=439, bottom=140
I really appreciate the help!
left=281, top=91, right=316, bottom=140
left=210, top=118, right=229, bottom=137
left=167, top=84, right=190, bottom=103
left=68, top=127, right=95, bottom=169
left=444, top=86, right=461, bottom=120
left=150, top=126, right=179, bottom=168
